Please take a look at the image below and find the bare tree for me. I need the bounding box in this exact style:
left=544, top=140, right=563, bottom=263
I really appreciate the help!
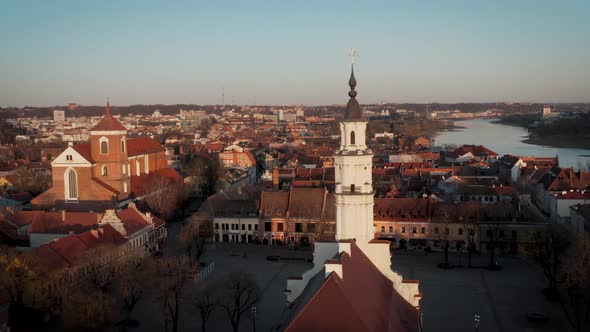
left=179, top=214, right=211, bottom=267
left=485, top=223, right=504, bottom=269
left=217, top=272, right=260, bottom=332
left=62, top=288, right=115, bottom=332
left=192, top=280, right=217, bottom=332
left=151, top=256, right=195, bottom=332
left=526, top=225, right=570, bottom=300
left=561, top=234, right=590, bottom=332
left=0, top=248, right=40, bottom=308
left=142, top=175, right=183, bottom=220
left=77, top=244, right=119, bottom=292
left=117, top=254, right=150, bottom=331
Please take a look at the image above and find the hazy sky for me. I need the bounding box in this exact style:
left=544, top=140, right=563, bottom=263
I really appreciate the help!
left=1, top=0, right=589, bottom=107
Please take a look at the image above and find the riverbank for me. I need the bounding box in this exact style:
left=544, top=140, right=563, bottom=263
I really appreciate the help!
left=434, top=119, right=590, bottom=169
left=523, top=134, right=590, bottom=151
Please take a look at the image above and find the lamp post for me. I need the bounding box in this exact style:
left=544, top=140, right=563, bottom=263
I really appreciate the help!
left=251, top=305, right=257, bottom=332
left=474, top=314, right=480, bottom=332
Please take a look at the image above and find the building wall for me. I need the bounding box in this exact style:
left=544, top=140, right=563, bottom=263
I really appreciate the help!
left=213, top=217, right=259, bottom=243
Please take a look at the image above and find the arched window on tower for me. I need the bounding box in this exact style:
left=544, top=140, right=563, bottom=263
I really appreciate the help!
left=101, top=165, right=108, bottom=176
left=121, top=138, right=126, bottom=154
left=350, top=131, right=355, bottom=145
left=100, top=138, right=109, bottom=154
left=65, top=168, right=78, bottom=200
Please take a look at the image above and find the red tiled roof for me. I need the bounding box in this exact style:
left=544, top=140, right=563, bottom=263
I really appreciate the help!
left=287, top=242, right=419, bottom=332
left=374, top=198, right=432, bottom=221
left=72, top=143, right=93, bottom=162
left=35, top=245, right=69, bottom=272
left=98, top=223, right=128, bottom=245
left=28, top=211, right=100, bottom=234
left=47, top=234, right=89, bottom=265
left=129, top=168, right=182, bottom=196
left=127, top=137, right=165, bottom=156
left=116, top=207, right=150, bottom=236
left=92, top=114, right=126, bottom=131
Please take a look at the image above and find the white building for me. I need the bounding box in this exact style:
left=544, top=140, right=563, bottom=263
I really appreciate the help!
left=284, top=65, right=421, bottom=327
left=53, top=110, right=65, bottom=122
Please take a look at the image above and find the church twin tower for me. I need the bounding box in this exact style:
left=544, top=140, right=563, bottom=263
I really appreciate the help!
left=334, top=65, right=375, bottom=242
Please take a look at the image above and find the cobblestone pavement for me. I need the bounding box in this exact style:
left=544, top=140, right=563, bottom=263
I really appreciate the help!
left=392, top=251, right=569, bottom=332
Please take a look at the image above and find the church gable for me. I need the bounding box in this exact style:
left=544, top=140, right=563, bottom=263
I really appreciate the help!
left=51, top=146, right=92, bottom=167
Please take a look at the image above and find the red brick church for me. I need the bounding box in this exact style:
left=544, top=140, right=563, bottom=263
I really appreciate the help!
left=32, top=102, right=178, bottom=211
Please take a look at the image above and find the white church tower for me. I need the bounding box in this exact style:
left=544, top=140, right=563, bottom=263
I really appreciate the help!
left=334, top=65, right=375, bottom=243
left=285, top=63, right=421, bottom=309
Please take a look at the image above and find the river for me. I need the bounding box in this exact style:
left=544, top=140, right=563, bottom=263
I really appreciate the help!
left=435, top=119, right=590, bottom=170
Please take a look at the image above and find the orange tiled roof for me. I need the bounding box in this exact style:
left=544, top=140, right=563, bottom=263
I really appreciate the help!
left=72, top=143, right=93, bottom=162
left=127, top=137, right=165, bottom=156
left=92, top=113, right=126, bottom=131
left=286, top=242, right=419, bottom=332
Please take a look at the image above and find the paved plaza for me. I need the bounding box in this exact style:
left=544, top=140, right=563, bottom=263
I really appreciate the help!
left=133, top=223, right=569, bottom=332
left=392, top=251, right=569, bottom=332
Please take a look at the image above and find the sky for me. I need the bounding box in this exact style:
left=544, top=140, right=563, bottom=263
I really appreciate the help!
left=0, top=0, right=589, bottom=107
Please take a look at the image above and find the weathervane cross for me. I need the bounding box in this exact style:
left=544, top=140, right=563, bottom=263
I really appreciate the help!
left=349, top=48, right=358, bottom=65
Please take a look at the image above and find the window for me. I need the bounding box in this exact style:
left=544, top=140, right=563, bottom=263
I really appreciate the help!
left=421, top=227, right=425, bottom=234
left=412, top=227, right=417, bottom=234
left=65, top=168, right=78, bottom=200
left=265, top=222, right=271, bottom=232
left=277, top=222, right=284, bottom=232
left=445, top=227, right=450, bottom=235
left=241, top=224, right=245, bottom=231
left=144, top=155, right=149, bottom=174
left=295, top=223, right=303, bottom=232
left=350, top=131, right=355, bottom=145
left=307, top=223, right=315, bottom=233
left=136, top=160, right=141, bottom=175
left=458, top=228, right=463, bottom=235
left=401, top=227, right=406, bottom=233
left=123, top=182, right=127, bottom=193
left=101, top=165, right=108, bottom=176
left=248, top=224, right=252, bottom=231
left=215, top=224, right=219, bottom=230
left=122, top=164, right=126, bottom=174
left=66, top=155, right=73, bottom=161
left=389, top=226, right=393, bottom=233
left=254, top=224, right=258, bottom=231
left=434, top=227, right=439, bottom=234
left=100, top=137, right=109, bottom=154
left=350, top=184, right=355, bottom=193
left=381, top=226, right=385, bottom=232
left=121, top=138, right=126, bottom=153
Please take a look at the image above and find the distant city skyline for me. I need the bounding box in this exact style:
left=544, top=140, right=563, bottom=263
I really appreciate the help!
left=1, top=0, right=589, bottom=107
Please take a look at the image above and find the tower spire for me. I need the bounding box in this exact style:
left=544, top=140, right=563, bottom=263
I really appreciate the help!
left=106, top=98, right=111, bottom=115
left=344, top=64, right=362, bottom=120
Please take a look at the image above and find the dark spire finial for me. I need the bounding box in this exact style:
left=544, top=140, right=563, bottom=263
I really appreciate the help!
left=344, top=64, right=362, bottom=120
left=106, top=98, right=111, bottom=115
